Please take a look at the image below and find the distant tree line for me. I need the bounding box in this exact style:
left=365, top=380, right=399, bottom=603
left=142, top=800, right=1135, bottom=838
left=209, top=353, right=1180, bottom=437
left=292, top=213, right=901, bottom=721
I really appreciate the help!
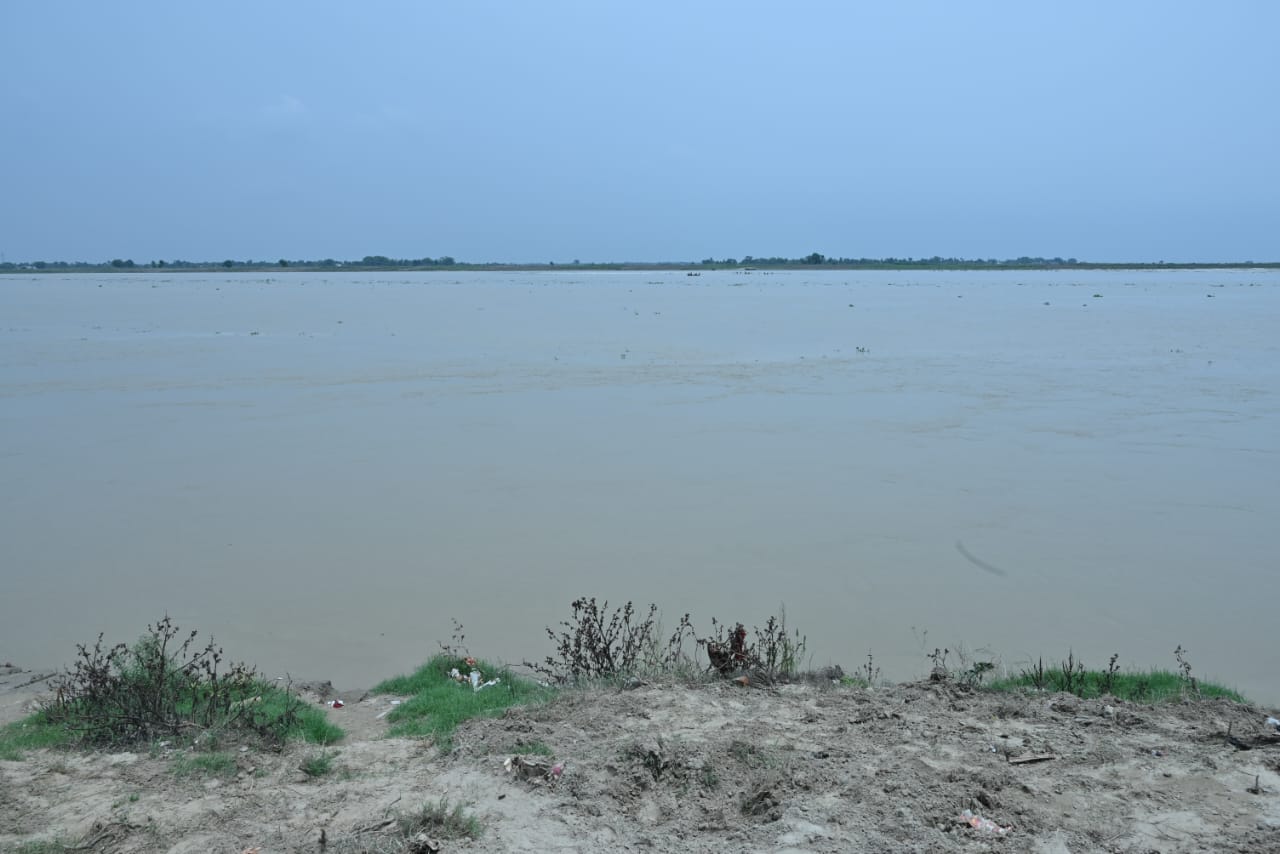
left=703, top=253, right=1087, bottom=267
left=3, top=254, right=1276, bottom=272
left=0, top=255, right=460, bottom=272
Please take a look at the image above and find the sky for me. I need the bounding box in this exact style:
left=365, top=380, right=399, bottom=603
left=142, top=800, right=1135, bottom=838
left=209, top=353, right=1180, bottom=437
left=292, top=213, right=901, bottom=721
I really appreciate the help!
left=2, top=2, right=1278, bottom=264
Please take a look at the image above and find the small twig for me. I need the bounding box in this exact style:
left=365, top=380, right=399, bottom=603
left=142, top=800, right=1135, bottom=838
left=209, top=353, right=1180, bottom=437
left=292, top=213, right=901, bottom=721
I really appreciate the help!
left=354, top=817, right=398, bottom=834
left=1225, top=724, right=1252, bottom=751
left=1007, top=753, right=1057, bottom=765
left=67, top=820, right=142, bottom=851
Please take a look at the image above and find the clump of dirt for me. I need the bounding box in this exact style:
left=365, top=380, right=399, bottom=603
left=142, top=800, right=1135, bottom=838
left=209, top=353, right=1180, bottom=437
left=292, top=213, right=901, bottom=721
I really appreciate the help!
left=3, top=671, right=1279, bottom=852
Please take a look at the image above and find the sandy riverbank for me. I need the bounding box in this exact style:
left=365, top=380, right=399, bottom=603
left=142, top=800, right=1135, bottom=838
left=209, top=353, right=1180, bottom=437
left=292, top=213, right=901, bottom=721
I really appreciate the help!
left=3, top=662, right=1279, bottom=853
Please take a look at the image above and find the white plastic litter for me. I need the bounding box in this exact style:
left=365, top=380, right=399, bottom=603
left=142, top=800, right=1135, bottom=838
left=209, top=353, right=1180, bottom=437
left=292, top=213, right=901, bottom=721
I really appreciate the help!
left=444, top=664, right=501, bottom=692
left=961, top=809, right=1010, bottom=835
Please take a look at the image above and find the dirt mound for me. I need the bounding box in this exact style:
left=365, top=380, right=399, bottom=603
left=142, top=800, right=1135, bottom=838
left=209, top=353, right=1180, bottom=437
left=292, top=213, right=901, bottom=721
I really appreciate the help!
left=3, top=677, right=1279, bottom=852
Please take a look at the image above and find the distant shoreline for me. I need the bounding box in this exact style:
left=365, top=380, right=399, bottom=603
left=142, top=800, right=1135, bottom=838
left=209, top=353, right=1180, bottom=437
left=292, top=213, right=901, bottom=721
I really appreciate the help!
left=4, top=261, right=1280, bottom=274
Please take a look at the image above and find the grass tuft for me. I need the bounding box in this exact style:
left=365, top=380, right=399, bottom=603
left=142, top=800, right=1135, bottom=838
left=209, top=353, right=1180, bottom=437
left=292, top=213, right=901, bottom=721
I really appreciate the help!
left=398, top=798, right=483, bottom=840
left=988, top=667, right=1245, bottom=703
left=373, top=654, right=550, bottom=749
left=26, top=616, right=344, bottom=752
left=14, top=839, right=74, bottom=854
left=0, top=680, right=341, bottom=763
left=0, top=714, right=74, bottom=761
left=300, top=749, right=336, bottom=778
left=251, top=687, right=344, bottom=745
left=13, top=841, right=73, bottom=854
left=171, top=751, right=236, bottom=777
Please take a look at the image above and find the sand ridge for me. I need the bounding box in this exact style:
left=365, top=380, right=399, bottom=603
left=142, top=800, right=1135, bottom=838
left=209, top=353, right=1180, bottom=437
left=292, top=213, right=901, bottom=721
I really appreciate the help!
left=3, top=670, right=1280, bottom=852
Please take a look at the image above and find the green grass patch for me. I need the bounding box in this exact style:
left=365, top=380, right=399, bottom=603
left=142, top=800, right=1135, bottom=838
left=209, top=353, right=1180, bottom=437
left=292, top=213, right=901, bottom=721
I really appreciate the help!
left=172, top=751, right=236, bottom=777
left=300, top=749, right=336, bottom=778
left=0, top=681, right=342, bottom=762
left=373, top=654, right=551, bottom=749
left=699, top=764, right=721, bottom=790
left=40, top=617, right=344, bottom=749
left=398, top=798, right=483, bottom=841
left=13, top=841, right=73, bottom=854
left=251, top=686, right=344, bottom=745
left=989, top=667, right=1246, bottom=703
left=0, top=713, right=74, bottom=761
left=513, top=740, right=553, bottom=756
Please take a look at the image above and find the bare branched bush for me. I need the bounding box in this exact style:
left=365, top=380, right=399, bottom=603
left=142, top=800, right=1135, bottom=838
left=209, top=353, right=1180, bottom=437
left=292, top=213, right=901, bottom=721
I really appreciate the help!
left=860, top=652, right=882, bottom=685
left=1021, top=656, right=1048, bottom=689
left=46, top=615, right=301, bottom=746
left=927, top=647, right=951, bottom=681
left=1059, top=649, right=1085, bottom=693
left=526, top=598, right=694, bottom=681
left=1102, top=653, right=1121, bottom=695
left=751, top=613, right=808, bottom=678
left=526, top=599, right=811, bottom=683
left=437, top=618, right=470, bottom=660
left=703, top=619, right=749, bottom=675
left=701, top=611, right=808, bottom=680
left=1174, top=644, right=1199, bottom=694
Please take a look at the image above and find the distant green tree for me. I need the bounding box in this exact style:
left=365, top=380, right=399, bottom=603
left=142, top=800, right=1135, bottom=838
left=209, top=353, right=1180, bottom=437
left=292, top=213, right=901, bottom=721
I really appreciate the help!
left=278, top=258, right=289, bottom=267
left=222, top=260, right=234, bottom=268
left=802, top=252, right=825, bottom=265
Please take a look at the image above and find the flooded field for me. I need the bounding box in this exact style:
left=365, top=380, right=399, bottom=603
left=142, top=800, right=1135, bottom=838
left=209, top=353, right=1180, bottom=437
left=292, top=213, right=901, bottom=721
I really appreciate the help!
left=2, top=269, right=1276, bottom=703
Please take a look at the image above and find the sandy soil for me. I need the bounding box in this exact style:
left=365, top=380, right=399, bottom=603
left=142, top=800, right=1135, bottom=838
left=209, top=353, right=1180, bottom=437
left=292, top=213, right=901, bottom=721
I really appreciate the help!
left=2, top=664, right=1279, bottom=853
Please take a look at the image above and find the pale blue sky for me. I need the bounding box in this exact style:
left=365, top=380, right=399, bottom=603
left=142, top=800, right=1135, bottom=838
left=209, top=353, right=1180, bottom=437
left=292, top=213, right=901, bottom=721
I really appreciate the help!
left=3, top=2, right=1277, bottom=263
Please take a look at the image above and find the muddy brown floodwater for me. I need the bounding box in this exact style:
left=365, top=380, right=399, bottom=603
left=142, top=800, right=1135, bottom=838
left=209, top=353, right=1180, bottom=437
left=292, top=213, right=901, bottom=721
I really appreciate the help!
left=1, top=269, right=1276, bottom=704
